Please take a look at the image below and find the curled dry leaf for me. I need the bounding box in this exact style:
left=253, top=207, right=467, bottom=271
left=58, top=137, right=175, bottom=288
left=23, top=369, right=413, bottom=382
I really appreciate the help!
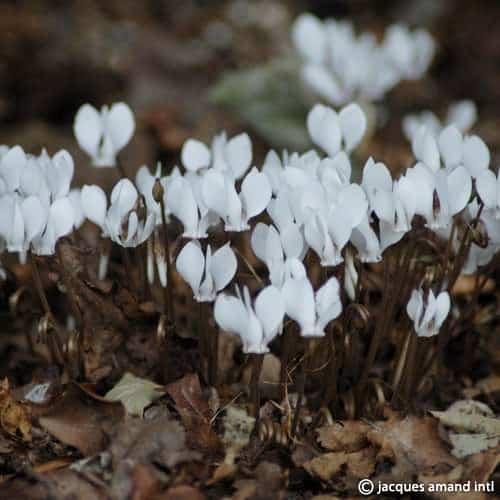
left=166, top=373, right=221, bottom=453
left=431, top=400, right=500, bottom=458
left=105, top=372, right=166, bottom=417
left=0, top=378, right=31, bottom=441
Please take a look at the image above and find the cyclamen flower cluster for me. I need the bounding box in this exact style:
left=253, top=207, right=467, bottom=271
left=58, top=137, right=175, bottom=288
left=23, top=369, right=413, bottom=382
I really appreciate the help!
left=0, top=146, right=83, bottom=259
left=72, top=97, right=500, bottom=353
left=292, top=13, right=435, bottom=106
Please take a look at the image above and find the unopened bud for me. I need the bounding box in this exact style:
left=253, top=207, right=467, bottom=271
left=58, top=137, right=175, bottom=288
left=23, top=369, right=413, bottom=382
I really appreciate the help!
left=471, top=220, right=489, bottom=248
left=152, top=179, right=164, bottom=203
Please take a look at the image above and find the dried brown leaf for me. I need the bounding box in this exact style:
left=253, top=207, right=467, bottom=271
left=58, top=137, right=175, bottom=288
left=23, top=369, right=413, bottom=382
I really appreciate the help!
left=0, top=378, right=31, bottom=441
left=316, top=420, right=370, bottom=452
left=38, top=384, right=123, bottom=455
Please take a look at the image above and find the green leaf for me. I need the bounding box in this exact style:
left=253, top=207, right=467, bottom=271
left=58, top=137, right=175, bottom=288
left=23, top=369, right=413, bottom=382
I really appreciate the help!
left=210, top=58, right=315, bottom=151
left=105, top=372, right=165, bottom=417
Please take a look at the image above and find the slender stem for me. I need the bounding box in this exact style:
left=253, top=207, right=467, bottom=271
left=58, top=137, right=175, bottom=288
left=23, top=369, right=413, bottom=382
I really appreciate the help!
left=159, top=199, right=176, bottom=330
left=210, top=325, right=219, bottom=387
left=291, top=344, right=308, bottom=438
left=391, top=331, right=411, bottom=405
left=30, top=254, right=65, bottom=368
left=250, top=353, right=264, bottom=426
left=401, top=333, right=419, bottom=407
left=115, top=157, right=129, bottom=181
left=56, top=244, right=83, bottom=328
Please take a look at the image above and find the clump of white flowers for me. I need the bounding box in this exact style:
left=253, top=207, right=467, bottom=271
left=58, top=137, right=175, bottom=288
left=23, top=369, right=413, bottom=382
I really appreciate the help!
left=2, top=81, right=498, bottom=420
left=292, top=13, right=435, bottom=106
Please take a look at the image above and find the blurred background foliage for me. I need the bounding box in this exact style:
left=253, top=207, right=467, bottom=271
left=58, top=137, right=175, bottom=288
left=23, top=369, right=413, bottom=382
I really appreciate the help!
left=1, top=0, right=500, bottom=186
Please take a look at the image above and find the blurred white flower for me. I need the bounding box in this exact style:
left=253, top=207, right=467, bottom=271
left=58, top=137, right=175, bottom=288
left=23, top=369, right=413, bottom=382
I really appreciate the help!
left=281, top=276, right=342, bottom=337
left=292, top=13, right=434, bottom=106
left=214, top=285, right=285, bottom=354
left=403, top=100, right=477, bottom=141
left=476, top=168, right=500, bottom=218
left=73, top=102, right=135, bottom=167
left=407, top=288, right=450, bottom=337
left=176, top=240, right=237, bottom=302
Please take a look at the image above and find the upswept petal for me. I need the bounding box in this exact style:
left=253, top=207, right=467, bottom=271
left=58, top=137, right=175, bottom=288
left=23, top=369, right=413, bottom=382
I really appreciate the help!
left=176, top=240, right=205, bottom=295
left=462, top=135, right=490, bottom=178
left=73, top=104, right=101, bottom=158
left=181, top=139, right=211, bottom=172
left=107, top=102, right=135, bottom=152
left=291, top=13, right=326, bottom=64
left=339, top=103, right=366, bottom=152
left=241, top=168, right=272, bottom=219
left=447, top=166, right=471, bottom=215
left=254, top=286, right=285, bottom=342
left=307, top=104, right=341, bottom=157
left=214, top=293, right=247, bottom=338
left=438, top=125, right=462, bottom=169
left=476, top=169, right=497, bottom=209
left=282, top=277, right=315, bottom=334
left=225, top=133, right=252, bottom=179
left=210, top=243, right=237, bottom=292
left=81, top=185, right=107, bottom=228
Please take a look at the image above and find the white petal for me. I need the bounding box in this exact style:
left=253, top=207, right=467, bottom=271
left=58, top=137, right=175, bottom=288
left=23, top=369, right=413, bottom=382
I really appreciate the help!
left=51, top=150, right=75, bottom=198
left=81, top=185, right=107, bottom=227
left=476, top=170, right=497, bottom=209
left=0, top=145, right=26, bottom=191
left=412, top=126, right=440, bottom=171
left=307, top=104, right=341, bottom=157
left=214, top=293, right=247, bottom=337
left=339, top=103, right=366, bottom=152
left=406, top=289, right=422, bottom=322
left=201, top=170, right=227, bottom=218
left=447, top=166, right=471, bottom=215
left=73, top=104, right=102, bottom=158
left=280, top=223, right=304, bottom=260
left=107, top=102, right=135, bottom=152
left=241, top=168, right=272, bottom=220
left=176, top=240, right=204, bottom=295
left=438, top=125, right=463, bottom=169
left=302, top=64, right=345, bottom=106
left=22, top=196, right=47, bottom=243
left=338, top=183, right=368, bottom=227
left=282, top=278, right=315, bottom=333
left=362, top=158, right=392, bottom=192
left=50, top=197, right=75, bottom=240
left=463, top=135, right=490, bottom=178
left=255, top=285, right=285, bottom=342
left=225, top=133, right=252, bottom=179
left=291, top=13, right=326, bottom=64
left=111, top=178, right=137, bottom=213
left=210, top=243, right=237, bottom=292
left=446, top=100, right=476, bottom=132
left=181, top=139, right=211, bottom=172
left=435, top=292, right=450, bottom=328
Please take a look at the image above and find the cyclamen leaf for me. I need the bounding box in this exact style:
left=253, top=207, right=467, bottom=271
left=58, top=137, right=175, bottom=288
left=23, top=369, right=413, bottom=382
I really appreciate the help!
left=105, top=372, right=165, bottom=417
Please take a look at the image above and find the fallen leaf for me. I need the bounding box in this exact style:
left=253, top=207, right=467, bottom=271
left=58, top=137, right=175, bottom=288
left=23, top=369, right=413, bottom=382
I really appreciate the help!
left=366, top=413, right=459, bottom=483
left=222, top=405, right=255, bottom=448
left=38, top=384, right=123, bottom=455
left=303, top=448, right=376, bottom=482
left=105, top=372, right=166, bottom=417
left=160, top=485, right=205, bottom=500
left=431, top=400, right=500, bottom=458
left=110, top=417, right=201, bottom=499
left=0, top=378, right=31, bottom=441
left=316, top=420, right=370, bottom=452
left=166, top=373, right=221, bottom=453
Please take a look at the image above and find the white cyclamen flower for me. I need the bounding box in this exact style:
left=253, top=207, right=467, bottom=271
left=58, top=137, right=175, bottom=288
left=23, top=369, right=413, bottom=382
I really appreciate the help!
left=214, top=285, right=285, bottom=354
left=202, top=167, right=271, bottom=232
left=81, top=179, right=155, bottom=247
left=406, top=288, right=450, bottom=337
left=74, top=102, right=135, bottom=167
left=307, top=103, right=366, bottom=157
left=181, top=132, right=252, bottom=180
left=251, top=222, right=306, bottom=287
left=166, top=174, right=218, bottom=238
left=176, top=240, right=237, bottom=302
left=282, top=276, right=342, bottom=337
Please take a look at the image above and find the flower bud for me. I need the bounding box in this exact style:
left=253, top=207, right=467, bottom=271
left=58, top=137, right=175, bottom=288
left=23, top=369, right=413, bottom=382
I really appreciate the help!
left=152, top=178, right=164, bottom=203
left=470, top=220, right=489, bottom=249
